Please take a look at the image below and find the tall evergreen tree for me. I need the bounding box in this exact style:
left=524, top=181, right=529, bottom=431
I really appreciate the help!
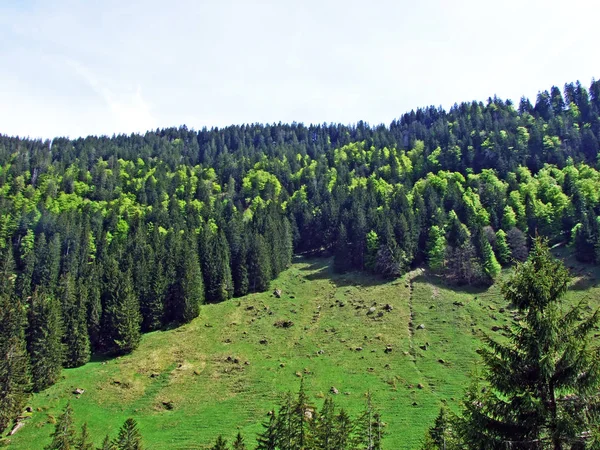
left=231, top=432, right=247, bottom=450
left=200, top=226, right=233, bottom=302
left=0, top=291, right=30, bottom=433
left=333, top=223, right=352, bottom=273
left=101, top=260, right=141, bottom=355
left=255, top=411, right=279, bottom=450
left=454, top=238, right=600, bottom=448
left=247, top=233, right=272, bottom=293
left=59, top=274, right=90, bottom=368
left=27, top=289, right=64, bottom=391
left=209, top=435, right=227, bottom=450
left=45, top=403, right=76, bottom=450
left=332, top=409, right=354, bottom=450
left=114, top=418, right=143, bottom=450
left=315, top=396, right=336, bottom=449
left=77, top=423, right=94, bottom=450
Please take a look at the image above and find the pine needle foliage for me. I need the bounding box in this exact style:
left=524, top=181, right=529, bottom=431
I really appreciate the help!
left=454, top=238, right=600, bottom=449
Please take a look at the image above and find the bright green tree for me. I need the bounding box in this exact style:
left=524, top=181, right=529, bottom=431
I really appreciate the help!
left=494, top=229, right=511, bottom=266
left=426, top=225, right=446, bottom=271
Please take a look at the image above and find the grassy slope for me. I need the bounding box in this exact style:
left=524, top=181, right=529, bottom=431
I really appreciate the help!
left=7, top=251, right=600, bottom=449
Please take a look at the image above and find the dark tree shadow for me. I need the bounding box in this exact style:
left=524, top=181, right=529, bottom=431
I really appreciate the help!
left=294, top=256, right=393, bottom=288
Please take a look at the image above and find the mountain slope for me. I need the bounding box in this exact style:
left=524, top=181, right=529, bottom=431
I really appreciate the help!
left=8, top=252, right=600, bottom=449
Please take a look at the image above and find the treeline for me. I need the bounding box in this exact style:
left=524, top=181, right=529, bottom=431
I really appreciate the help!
left=209, top=384, right=384, bottom=450
left=2, top=79, right=600, bottom=432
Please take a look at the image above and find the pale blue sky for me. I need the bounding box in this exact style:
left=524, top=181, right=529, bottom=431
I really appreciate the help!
left=1, top=0, right=599, bottom=139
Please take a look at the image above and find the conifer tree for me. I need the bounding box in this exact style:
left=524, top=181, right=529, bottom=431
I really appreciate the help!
left=98, top=435, right=116, bottom=450
left=292, top=379, right=314, bottom=450
left=247, top=233, right=271, bottom=293
left=231, top=432, right=247, bottom=450
left=27, top=289, right=64, bottom=391
left=454, top=238, right=600, bottom=448
left=0, top=291, right=31, bottom=433
left=232, top=237, right=249, bottom=297
left=255, top=411, right=278, bottom=450
left=420, top=407, right=454, bottom=450
left=86, top=265, right=103, bottom=351
left=45, top=403, right=76, bottom=450
left=315, top=396, right=336, bottom=449
left=200, top=226, right=233, bottom=302
left=59, top=274, right=90, bottom=368
left=179, top=235, right=204, bottom=323
left=101, top=260, right=141, bottom=355
left=480, top=232, right=501, bottom=281
left=15, top=228, right=35, bottom=299
left=353, top=392, right=382, bottom=450
left=77, top=423, right=94, bottom=450
left=333, top=223, right=352, bottom=273
left=209, top=435, right=227, bottom=450
left=114, top=418, right=143, bottom=450
left=332, top=409, right=354, bottom=450
left=276, top=392, right=295, bottom=450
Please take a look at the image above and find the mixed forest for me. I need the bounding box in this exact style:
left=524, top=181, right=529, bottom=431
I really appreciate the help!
left=3, top=79, right=600, bottom=446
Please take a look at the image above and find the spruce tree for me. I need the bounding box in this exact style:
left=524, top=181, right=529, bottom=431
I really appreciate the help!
left=353, top=392, right=381, bottom=450
left=480, top=232, right=501, bottom=282
left=209, top=435, right=227, bottom=450
left=97, top=435, right=116, bottom=450
left=420, top=407, right=454, bottom=450
left=333, top=223, right=352, bottom=273
left=86, top=265, right=103, bottom=352
left=0, top=292, right=31, bottom=433
left=255, top=411, right=278, bottom=450
left=114, top=418, right=143, bottom=450
left=101, top=260, right=141, bottom=355
left=59, top=274, right=90, bottom=368
left=200, top=226, right=233, bottom=302
left=292, top=379, right=314, bottom=450
left=315, top=396, right=336, bottom=449
left=231, top=432, right=247, bottom=450
left=454, top=238, right=600, bottom=448
left=232, top=238, right=249, bottom=297
left=333, top=408, right=354, bottom=450
left=15, top=229, right=35, bottom=300
left=27, top=289, right=64, bottom=391
left=45, top=403, right=76, bottom=450
left=276, top=392, right=295, bottom=450
left=247, top=233, right=271, bottom=293
left=77, top=423, right=94, bottom=450
left=178, top=234, right=204, bottom=323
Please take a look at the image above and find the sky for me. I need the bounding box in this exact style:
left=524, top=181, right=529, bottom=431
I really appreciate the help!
left=1, top=0, right=599, bottom=140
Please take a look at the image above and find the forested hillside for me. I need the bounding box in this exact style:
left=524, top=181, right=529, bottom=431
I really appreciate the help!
left=2, top=79, right=600, bottom=436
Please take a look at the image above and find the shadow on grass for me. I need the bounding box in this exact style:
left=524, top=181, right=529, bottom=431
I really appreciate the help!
left=411, top=273, right=494, bottom=297
left=570, top=275, right=599, bottom=291
left=294, top=256, right=392, bottom=289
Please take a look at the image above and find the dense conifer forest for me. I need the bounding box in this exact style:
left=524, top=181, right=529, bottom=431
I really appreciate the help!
left=3, top=79, right=600, bottom=445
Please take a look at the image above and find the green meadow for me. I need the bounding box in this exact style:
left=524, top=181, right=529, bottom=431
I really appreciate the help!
left=8, top=251, right=600, bottom=449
